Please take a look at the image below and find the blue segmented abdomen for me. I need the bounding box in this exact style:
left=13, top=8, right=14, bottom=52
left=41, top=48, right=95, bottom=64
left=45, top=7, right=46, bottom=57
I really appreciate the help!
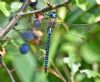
left=44, top=27, right=52, bottom=72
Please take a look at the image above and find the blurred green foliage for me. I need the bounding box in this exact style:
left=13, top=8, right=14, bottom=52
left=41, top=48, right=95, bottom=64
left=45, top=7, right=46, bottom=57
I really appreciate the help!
left=0, top=0, right=100, bottom=82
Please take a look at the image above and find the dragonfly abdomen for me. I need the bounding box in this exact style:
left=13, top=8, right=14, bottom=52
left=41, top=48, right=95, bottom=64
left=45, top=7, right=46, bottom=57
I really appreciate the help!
left=44, top=27, right=52, bottom=72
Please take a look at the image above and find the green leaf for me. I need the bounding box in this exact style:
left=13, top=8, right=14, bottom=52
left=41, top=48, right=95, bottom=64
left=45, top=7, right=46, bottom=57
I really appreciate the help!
left=51, top=0, right=65, bottom=4
left=75, top=0, right=88, bottom=11
left=0, top=68, right=11, bottom=82
left=10, top=2, right=22, bottom=12
left=0, top=2, right=10, bottom=17
left=49, top=27, right=64, bottom=67
left=57, top=7, right=67, bottom=22
left=95, top=77, right=100, bottom=82
left=80, top=69, right=98, bottom=78
left=60, top=43, right=75, bottom=53
left=64, top=30, right=84, bottom=43
left=81, top=13, right=96, bottom=24
left=6, top=41, right=37, bottom=82
left=5, top=31, right=38, bottom=82
left=75, top=73, right=86, bottom=82
left=66, top=0, right=96, bottom=23
left=80, top=28, right=100, bottom=63
left=12, top=53, right=37, bottom=82
left=81, top=44, right=100, bottom=63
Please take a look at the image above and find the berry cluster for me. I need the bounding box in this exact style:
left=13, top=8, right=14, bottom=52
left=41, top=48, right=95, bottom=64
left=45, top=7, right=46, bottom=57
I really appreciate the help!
left=19, top=30, right=43, bottom=54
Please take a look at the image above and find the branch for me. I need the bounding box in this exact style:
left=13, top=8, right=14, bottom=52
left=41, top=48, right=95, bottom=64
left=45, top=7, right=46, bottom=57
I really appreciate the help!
left=0, top=0, right=30, bottom=40
left=18, top=0, right=70, bottom=16
left=0, top=56, right=15, bottom=82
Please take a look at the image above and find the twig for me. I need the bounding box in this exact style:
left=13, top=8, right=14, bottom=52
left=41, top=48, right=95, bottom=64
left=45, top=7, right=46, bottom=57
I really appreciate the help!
left=50, top=60, right=67, bottom=82
left=0, top=0, right=30, bottom=40
left=17, top=0, right=70, bottom=16
left=39, top=67, right=66, bottom=82
left=0, top=56, right=15, bottom=82
left=62, top=65, right=72, bottom=82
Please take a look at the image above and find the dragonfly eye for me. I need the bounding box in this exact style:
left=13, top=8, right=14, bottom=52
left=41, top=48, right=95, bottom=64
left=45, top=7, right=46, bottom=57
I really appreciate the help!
left=49, top=11, right=56, bottom=18
left=19, top=43, right=30, bottom=54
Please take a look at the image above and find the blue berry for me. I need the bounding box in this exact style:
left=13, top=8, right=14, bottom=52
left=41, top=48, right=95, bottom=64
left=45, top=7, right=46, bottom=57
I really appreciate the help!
left=30, top=0, right=37, bottom=8
left=49, top=12, right=56, bottom=18
left=20, top=43, right=30, bottom=54
left=34, top=19, right=41, bottom=28
left=21, top=31, right=35, bottom=41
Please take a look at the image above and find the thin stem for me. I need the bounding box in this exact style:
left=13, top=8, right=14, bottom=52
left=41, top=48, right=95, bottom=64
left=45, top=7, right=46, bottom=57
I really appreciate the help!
left=50, top=59, right=67, bottom=82
left=0, top=56, right=15, bottom=82
left=62, top=65, right=71, bottom=82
